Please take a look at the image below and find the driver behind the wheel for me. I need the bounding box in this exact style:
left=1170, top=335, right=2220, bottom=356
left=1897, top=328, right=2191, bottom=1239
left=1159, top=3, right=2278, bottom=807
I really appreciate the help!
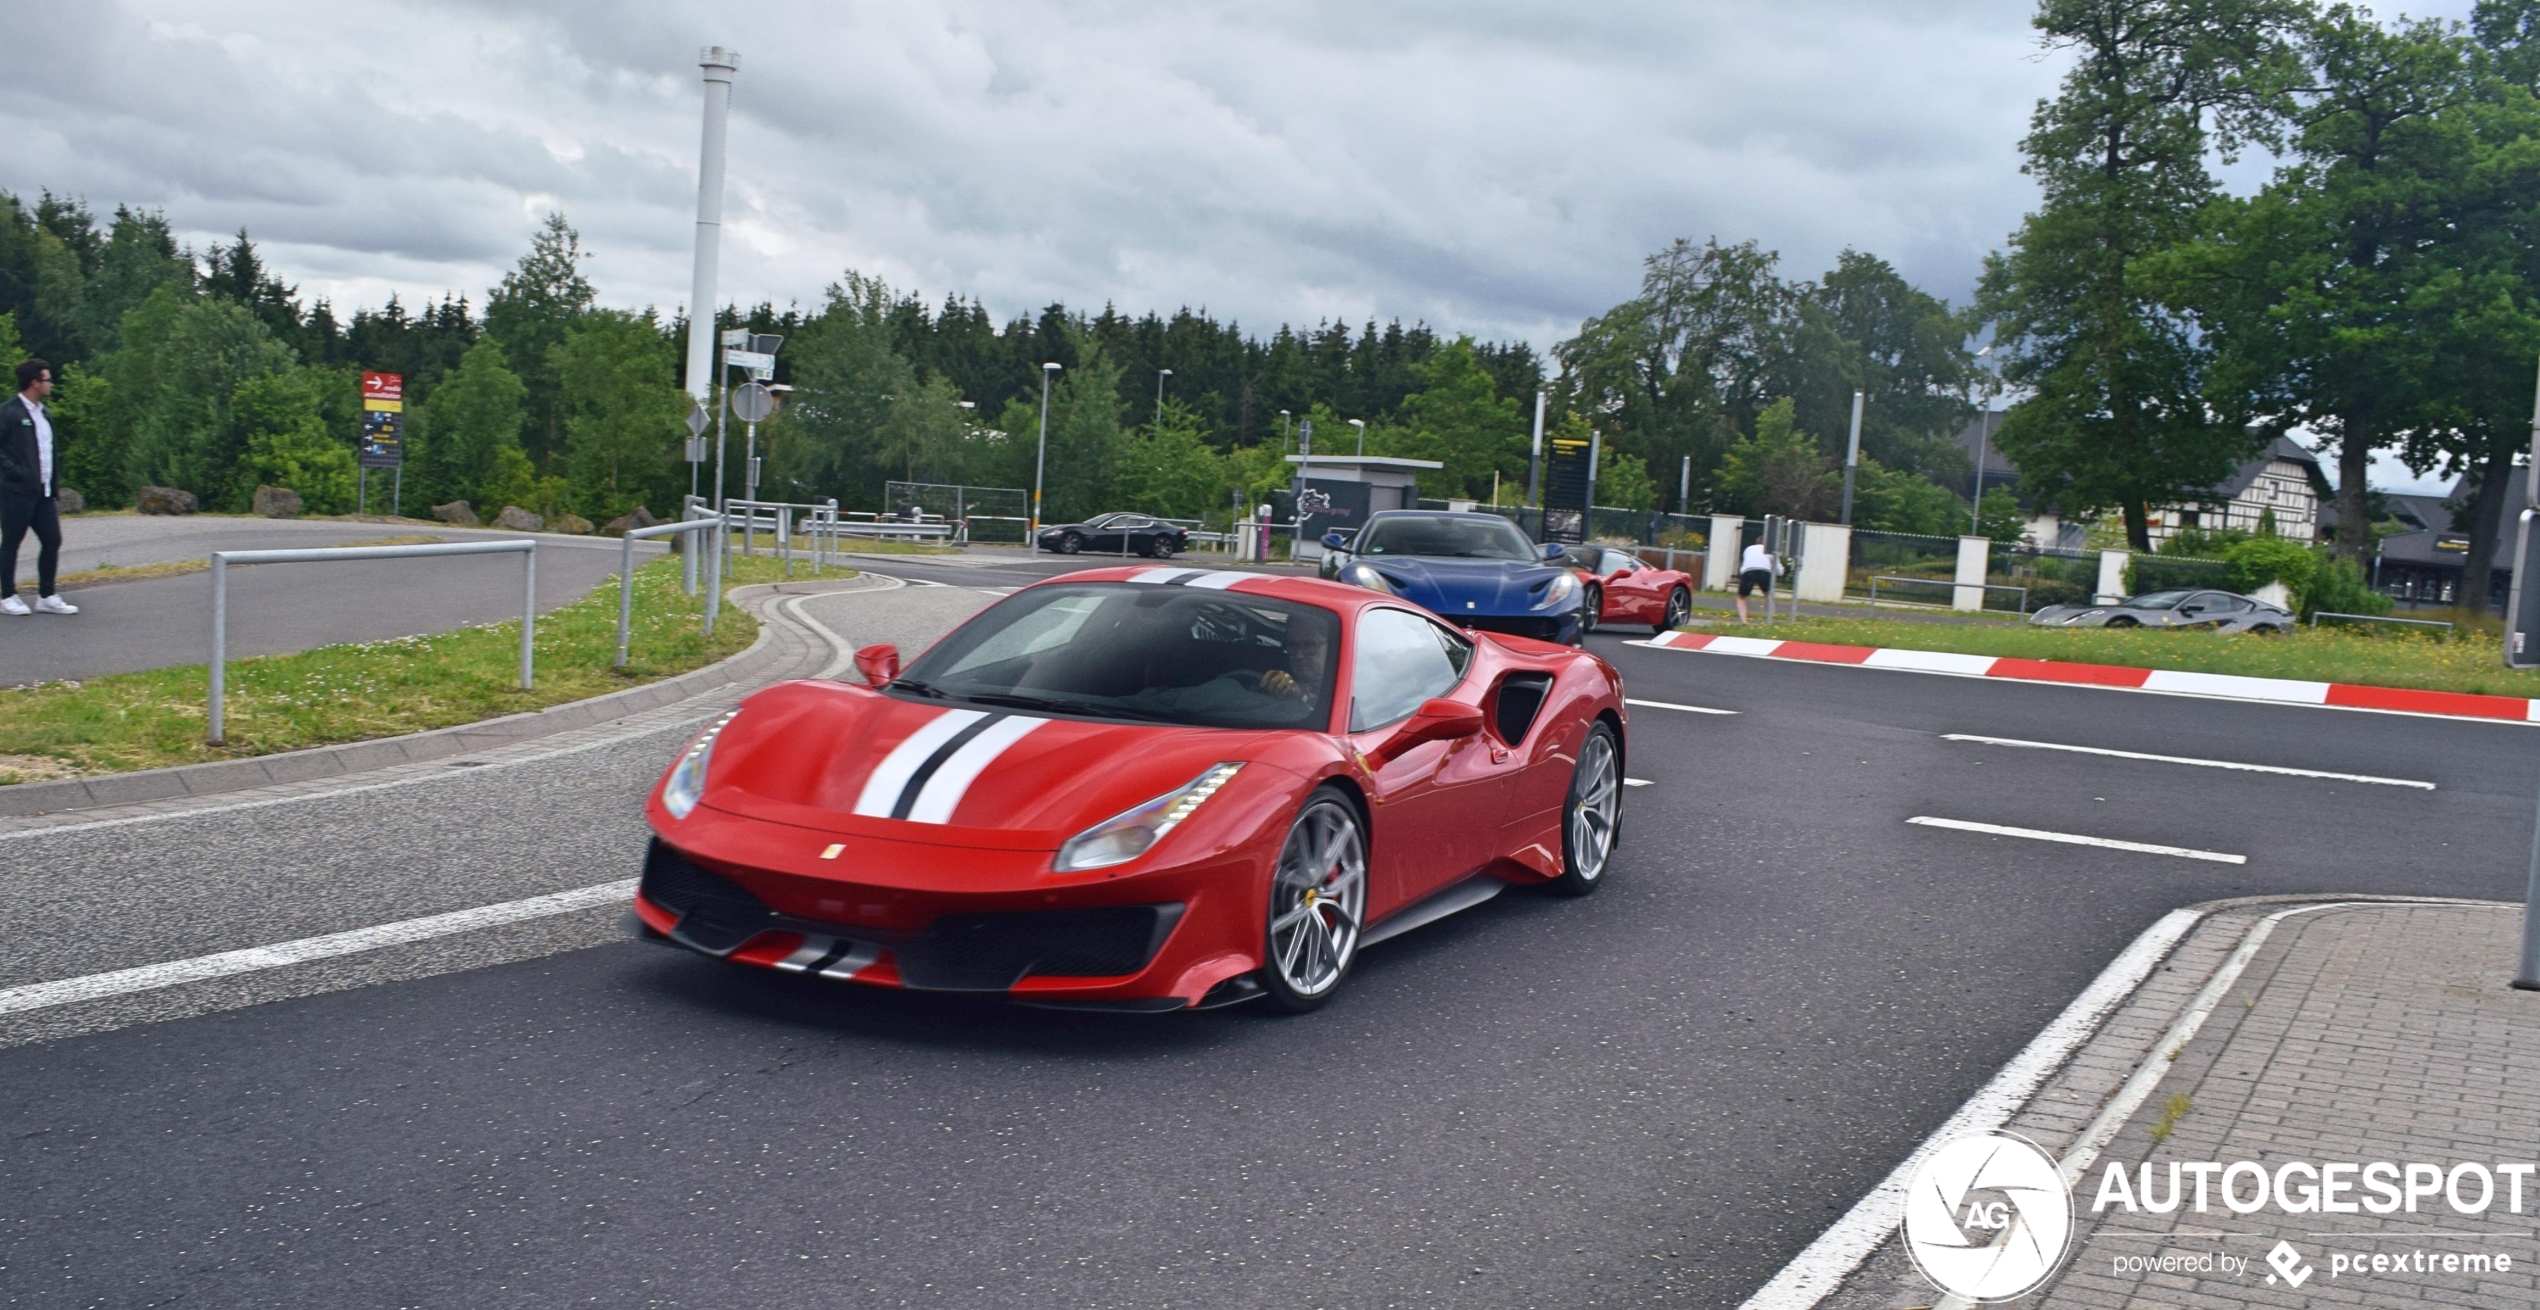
left=1255, top=621, right=1330, bottom=709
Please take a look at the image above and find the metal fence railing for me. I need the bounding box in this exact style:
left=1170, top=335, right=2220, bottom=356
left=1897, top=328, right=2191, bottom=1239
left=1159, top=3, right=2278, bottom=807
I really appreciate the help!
left=2311, top=611, right=2456, bottom=636
left=1847, top=529, right=1961, bottom=601
left=1865, top=575, right=2030, bottom=614
left=208, top=539, right=538, bottom=745
left=1993, top=543, right=2101, bottom=611
left=883, top=481, right=1027, bottom=528
left=618, top=517, right=728, bottom=667
left=2128, top=553, right=2233, bottom=594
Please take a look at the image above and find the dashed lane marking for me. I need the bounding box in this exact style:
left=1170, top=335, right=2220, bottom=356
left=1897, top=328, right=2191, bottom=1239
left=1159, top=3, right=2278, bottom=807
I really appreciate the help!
left=0, top=880, right=638, bottom=1016
left=1906, top=815, right=2247, bottom=864
left=1941, top=733, right=2434, bottom=789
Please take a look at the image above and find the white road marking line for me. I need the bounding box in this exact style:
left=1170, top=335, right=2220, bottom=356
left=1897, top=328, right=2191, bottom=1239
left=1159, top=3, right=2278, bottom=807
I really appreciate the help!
left=1737, top=896, right=2485, bottom=1310
left=1624, top=778, right=1654, bottom=788
left=1626, top=698, right=1739, bottom=715
left=0, top=880, right=637, bottom=1017
left=1733, top=906, right=2205, bottom=1309
left=1905, top=816, right=2246, bottom=864
left=1941, top=733, right=2434, bottom=790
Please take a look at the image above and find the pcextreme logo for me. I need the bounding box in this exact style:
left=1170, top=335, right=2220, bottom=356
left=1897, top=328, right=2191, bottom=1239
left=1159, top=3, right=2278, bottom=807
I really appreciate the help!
left=1902, top=1132, right=2074, bottom=1302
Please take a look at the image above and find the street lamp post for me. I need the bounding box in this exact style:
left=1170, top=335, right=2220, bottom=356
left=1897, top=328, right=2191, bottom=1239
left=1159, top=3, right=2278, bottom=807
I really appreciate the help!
left=1279, top=409, right=1292, bottom=453
left=1155, top=368, right=1172, bottom=426
left=1348, top=418, right=1366, bottom=457
left=1032, top=362, right=1061, bottom=553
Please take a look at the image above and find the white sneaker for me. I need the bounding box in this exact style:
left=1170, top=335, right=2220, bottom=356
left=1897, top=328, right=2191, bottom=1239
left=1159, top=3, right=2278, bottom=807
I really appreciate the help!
left=0, top=595, right=27, bottom=616
left=33, top=595, right=76, bottom=615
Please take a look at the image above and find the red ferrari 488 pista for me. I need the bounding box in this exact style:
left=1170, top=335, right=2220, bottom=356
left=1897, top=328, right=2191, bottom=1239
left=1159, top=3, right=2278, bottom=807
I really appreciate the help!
left=634, top=566, right=1627, bottom=1013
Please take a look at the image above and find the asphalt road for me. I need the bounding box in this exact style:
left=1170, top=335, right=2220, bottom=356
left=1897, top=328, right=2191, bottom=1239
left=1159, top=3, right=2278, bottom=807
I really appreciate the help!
left=1, top=577, right=2532, bottom=1308
left=5, top=516, right=666, bottom=685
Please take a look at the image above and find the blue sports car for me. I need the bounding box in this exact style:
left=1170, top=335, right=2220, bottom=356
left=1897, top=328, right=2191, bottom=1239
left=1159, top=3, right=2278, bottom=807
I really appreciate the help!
left=1319, top=511, right=1588, bottom=645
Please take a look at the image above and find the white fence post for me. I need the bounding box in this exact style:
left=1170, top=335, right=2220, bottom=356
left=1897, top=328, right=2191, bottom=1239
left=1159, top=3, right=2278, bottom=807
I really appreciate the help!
left=1796, top=523, right=1851, bottom=603
left=1953, top=535, right=1991, bottom=611
left=1704, top=514, right=1743, bottom=592
left=2096, top=549, right=2129, bottom=604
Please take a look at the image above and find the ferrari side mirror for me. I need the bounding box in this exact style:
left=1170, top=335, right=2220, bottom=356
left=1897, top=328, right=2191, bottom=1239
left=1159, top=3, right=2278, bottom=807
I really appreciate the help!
left=1369, top=697, right=1485, bottom=766
left=853, top=644, right=902, bottom=686
left=1322, top=531, right=1349, bottom=551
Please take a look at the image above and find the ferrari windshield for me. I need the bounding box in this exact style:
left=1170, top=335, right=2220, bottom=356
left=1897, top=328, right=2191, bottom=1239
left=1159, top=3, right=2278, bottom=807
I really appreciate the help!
left=1357, top=515, right=1537, bottom=561
left=892, top=583, right=1342, bottom=730
left=2120, top=590, right=2192, bottom=610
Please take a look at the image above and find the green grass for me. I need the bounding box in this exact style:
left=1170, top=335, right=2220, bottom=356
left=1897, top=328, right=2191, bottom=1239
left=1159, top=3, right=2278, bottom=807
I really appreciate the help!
left=1680, top=613, right=2540, bottom=699
left=0, top=553, right=836, bottom=784
left=2148, top=1093, right=2194, bottom=1146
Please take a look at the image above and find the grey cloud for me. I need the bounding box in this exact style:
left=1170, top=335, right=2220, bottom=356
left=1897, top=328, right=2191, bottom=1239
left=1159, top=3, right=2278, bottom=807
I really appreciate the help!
left=15, top=0, right=2478, bottom=351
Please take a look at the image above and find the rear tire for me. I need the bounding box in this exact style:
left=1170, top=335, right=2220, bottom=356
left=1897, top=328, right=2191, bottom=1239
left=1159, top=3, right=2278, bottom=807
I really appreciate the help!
left=1259, top=787, right=1367, bottom=1013
left=1548, top=722, right=1621, bottom=897
left=1151, top=538, right=1175, bottom=559
left=1655, top=586, right=1690, bottom=634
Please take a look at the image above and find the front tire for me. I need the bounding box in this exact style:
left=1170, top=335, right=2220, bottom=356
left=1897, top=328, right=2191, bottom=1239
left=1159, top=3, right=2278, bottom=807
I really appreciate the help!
left=1581, top=584, right=1602, bottom=634
left=2105, top=615, right=2139, bottom=629
left=1548, top=722, right=1620, bottom=896
left=1655, top=586, right=1690, bottom=634
left=1259, top=788, right=1367, bottom=1013
left=1057, top=532, right=1082, bottom=555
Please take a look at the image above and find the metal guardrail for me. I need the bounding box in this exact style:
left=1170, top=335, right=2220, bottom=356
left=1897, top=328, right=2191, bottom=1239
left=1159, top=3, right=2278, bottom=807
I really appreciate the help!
left=619, top=518, right=727, bottom=667
left=209, top=539, right=536, bottom=745
left=2311, top=611, right=2455, bottom=635
left=1866, top=574, right=2029, bottom=615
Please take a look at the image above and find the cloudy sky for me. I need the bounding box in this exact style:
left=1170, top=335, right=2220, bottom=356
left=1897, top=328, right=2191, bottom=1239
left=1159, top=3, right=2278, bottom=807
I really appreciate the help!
left=0, top=1, right=2488, bottom=489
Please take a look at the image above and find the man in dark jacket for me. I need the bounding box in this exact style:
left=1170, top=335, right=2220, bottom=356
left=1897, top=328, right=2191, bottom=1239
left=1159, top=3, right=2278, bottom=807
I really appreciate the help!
left=1, top=357, right=76, bottom=615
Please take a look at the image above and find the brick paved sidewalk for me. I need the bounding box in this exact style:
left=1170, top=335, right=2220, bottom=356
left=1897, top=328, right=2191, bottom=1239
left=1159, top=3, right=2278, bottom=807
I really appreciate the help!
left=1827, top=900, right=2540, bottom=1309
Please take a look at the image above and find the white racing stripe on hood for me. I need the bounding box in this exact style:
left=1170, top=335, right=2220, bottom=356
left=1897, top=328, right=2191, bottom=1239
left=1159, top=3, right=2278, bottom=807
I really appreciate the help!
left=1184, top=571, right=1268, bottom=590
left=852, top=708, right=990, bottom=817
left=1128, top=567, right=1205, bottom=584
left=905, top=715, right=1049, bottom=824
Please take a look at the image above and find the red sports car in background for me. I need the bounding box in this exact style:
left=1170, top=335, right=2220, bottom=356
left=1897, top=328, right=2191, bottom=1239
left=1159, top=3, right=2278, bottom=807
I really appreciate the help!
left=634, top=566, right=1628, bottom=1013
left=1557, top=545, right=1695, bottom=634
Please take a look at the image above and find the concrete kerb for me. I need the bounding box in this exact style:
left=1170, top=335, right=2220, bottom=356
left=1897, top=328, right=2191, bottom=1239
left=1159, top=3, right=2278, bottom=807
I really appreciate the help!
left=0, top=573, right=892, bottom=819
left=1758, top=892, right=2511, bottom=1310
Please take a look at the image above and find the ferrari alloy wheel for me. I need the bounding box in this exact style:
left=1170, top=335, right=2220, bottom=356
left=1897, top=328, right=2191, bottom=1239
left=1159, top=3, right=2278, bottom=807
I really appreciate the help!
left=2105, top=615, right=2139, bottom=629
left=1550, top=722, right=1620, bottom=896
left=1057, top=531, right=1082, bottom=554
left=1656, top=586, right=1690, bottom=634
left=1152, top=539, right=1175, bottom=559
left=1581, top=585, right=1601, bottom=633
left=1261, top=789, right=1367, bottom=1012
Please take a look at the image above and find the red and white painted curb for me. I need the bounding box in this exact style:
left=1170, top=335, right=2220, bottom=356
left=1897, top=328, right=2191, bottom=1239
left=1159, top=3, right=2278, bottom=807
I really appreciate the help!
left=1642, top=629, right=2540, bottom=724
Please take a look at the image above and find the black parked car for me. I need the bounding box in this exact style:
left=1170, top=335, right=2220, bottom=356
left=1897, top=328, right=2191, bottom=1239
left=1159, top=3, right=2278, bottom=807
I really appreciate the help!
left=1036, top=512, right=1191, bottom=557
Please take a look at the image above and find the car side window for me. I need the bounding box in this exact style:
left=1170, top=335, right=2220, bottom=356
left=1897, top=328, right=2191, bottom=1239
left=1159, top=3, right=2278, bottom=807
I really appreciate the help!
left=1349, top=608, right=1474, bottom=732
left=1605, top=549, right=1637, bottom=574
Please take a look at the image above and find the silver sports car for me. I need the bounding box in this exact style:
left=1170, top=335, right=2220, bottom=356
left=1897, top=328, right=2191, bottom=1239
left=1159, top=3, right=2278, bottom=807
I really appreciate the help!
left=2027, top=588, right=2295, bottom=633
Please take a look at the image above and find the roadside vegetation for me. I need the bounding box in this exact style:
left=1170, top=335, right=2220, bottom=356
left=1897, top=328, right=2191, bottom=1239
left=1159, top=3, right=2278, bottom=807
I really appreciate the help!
left=0, top=553, right=829, bottom=784
left=1683, top=613, right=2540, bottom=700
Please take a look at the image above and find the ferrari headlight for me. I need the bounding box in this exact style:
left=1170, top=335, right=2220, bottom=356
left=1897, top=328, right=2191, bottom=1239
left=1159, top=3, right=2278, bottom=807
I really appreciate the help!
left=661, top=709, right=739, bottom=820
left=1340, top=562, right=1398, bottom=595
left=1054, top=763, right=1243, bottom=872
left=1541, top=571, right=1581, bottom=608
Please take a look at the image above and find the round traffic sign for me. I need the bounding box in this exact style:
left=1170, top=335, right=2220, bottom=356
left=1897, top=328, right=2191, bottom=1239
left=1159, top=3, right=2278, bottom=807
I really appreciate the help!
left=729, top=382, right=776, bottom=424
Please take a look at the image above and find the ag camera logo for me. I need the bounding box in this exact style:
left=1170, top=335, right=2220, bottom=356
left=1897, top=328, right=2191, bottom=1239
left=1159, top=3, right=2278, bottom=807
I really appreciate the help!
left=1904, top=1132, right=2074, bottom=1301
